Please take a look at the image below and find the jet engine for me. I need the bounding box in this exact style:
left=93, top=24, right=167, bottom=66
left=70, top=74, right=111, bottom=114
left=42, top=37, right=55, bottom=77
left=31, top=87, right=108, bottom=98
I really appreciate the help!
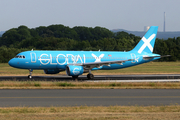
left=66, top=65, right=84, bottom=76
left=44, top=69, right=61, bottom=74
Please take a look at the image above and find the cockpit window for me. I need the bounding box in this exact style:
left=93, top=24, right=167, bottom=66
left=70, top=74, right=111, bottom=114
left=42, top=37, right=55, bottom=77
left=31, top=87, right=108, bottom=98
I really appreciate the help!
left=15, top=55, right=26, bottom=59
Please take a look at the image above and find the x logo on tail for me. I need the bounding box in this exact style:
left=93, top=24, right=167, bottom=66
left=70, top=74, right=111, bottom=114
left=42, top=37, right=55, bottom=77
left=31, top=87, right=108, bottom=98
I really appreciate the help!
left=138, top=34, right=156, bottom=54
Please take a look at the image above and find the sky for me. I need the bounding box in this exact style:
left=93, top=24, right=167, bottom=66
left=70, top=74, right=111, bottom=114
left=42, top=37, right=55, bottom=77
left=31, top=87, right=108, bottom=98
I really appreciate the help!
left=0, top=0, right=180, bottom=32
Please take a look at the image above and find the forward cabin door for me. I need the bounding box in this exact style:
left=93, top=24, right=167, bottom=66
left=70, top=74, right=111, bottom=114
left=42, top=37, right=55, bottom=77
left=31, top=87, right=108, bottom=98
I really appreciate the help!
left=30, top=52, right=36, bottom=63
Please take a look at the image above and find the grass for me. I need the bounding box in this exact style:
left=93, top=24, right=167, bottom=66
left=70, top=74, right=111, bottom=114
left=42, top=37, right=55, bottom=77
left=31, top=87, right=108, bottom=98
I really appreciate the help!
left=1, top=62, right=180, bottom=76
left=56, top=82, right=75, bottom=87
left=34, top=83, right=41, bottom=87
left=0, top=105, right=180, bottom=120
left=0, top=81, right=180, bottom=89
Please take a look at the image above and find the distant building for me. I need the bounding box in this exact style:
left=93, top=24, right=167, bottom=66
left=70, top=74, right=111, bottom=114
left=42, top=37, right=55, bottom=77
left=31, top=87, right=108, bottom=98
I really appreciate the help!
left=144, top=26, right=150, bottom=32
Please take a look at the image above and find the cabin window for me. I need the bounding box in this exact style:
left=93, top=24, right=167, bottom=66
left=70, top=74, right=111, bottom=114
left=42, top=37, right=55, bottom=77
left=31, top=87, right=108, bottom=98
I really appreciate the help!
left=15, top=55, right=25, bottom=59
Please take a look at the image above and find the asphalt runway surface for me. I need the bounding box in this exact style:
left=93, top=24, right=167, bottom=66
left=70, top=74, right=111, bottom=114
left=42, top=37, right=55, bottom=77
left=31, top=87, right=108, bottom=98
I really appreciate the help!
left=0, top=89, right=180, bottom=107
left=1, top=74, right=180, bottom=81
left=0, top=75, right=180, bottom=107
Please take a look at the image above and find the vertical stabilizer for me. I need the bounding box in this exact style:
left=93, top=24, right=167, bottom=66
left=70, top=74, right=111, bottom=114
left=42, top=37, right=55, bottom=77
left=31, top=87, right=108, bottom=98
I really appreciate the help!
left=131, top=26, right=158, bottom=54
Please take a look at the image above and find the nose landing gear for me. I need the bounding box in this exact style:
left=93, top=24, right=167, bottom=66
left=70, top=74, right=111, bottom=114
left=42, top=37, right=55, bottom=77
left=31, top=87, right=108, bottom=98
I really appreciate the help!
left=28, top=69, right=33, bottom=79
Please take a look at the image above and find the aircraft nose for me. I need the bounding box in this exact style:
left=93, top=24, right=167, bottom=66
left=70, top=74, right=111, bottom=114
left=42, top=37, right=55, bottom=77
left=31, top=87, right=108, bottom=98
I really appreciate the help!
left=8, top=59, right=15, bottom=67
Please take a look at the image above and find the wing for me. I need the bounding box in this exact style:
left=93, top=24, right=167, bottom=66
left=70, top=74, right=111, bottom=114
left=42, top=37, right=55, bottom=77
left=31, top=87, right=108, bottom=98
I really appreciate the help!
left=70, top=59, right=134, bottom=69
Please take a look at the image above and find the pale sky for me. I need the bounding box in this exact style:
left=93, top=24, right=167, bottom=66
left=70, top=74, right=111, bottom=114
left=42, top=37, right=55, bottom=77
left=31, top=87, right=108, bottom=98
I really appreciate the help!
left=0, top=0, right=180, bottom=31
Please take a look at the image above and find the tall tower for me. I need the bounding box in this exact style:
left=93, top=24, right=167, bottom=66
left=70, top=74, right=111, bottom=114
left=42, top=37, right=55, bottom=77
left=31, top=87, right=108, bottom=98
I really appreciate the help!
left=164, top=12, right=166, bottom=32
left=144, top=26, right=150, bottom=32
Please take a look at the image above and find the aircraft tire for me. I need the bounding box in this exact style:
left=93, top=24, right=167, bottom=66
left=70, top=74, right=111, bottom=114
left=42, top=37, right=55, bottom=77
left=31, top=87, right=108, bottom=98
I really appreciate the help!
left=72, top=76, right=78, bottom=80
left=87, top=74, right=94, bottom=80
left=28, top=75, right=32, bottom=79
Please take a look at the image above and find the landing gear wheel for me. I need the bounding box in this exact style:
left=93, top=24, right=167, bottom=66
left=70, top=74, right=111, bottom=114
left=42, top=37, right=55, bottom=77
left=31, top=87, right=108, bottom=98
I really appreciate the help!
left=28, top=69, right=33, bottom=79
left=87, top=74, right=94, bottom=80
left=72, top=76, right=78, bottom=80
left=28, top=75, right=32, bottom=79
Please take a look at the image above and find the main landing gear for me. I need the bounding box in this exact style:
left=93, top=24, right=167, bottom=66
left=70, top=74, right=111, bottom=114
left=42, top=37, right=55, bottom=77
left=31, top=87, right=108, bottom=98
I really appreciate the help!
left=72, top=74, right=94, bottom=80
left=71, top=70, right=94, bottom=80
left=28, top=69, right=33, bottom=79
left=87, top=70, right=94, bottom=80
left=87, top=73, right=94, bottom=80
left=72, top=76, right=78, bottom=79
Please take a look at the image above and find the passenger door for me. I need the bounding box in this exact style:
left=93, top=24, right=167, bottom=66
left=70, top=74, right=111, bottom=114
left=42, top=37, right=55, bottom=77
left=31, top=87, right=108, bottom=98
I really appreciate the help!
left=30, top=52, right=36, bottom=63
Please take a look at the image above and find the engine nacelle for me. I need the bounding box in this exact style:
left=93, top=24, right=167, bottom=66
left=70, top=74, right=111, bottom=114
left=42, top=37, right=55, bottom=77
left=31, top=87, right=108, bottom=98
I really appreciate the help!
left=44, top=69, right=60, bottom=74
left=66, top=65, right=84, bottom=76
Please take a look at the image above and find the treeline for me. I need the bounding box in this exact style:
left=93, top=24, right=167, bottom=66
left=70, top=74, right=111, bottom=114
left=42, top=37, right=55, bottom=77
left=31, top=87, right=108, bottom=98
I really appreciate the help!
left=0, top=24, right=180, bottom=63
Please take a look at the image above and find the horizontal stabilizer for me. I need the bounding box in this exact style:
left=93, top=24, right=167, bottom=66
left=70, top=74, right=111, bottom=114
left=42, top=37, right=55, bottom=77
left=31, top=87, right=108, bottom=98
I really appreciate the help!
left=143, top=55, right=171, bottom=60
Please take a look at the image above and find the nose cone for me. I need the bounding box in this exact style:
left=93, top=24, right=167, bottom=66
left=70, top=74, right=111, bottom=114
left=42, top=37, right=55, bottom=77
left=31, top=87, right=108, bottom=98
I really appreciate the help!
left=8, top=59, right=16, bottom=67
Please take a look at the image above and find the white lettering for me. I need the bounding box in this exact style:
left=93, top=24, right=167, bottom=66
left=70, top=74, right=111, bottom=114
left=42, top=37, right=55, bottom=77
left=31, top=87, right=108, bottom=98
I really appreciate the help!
left=50, top=54, right=57, bottom=65
left=38, top=53, right=87, bottom=65
left=83, top=54, right=86, bottom=63
left=39, top=54, right=50, bottom=65
left=66, top=54, right=74, bottom=64
left=56, top=54, right=66, bottom=65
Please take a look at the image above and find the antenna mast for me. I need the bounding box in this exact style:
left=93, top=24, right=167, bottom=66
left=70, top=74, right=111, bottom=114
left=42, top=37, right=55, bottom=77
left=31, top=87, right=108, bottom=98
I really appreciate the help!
left=164, top=12, right=166, bottom=32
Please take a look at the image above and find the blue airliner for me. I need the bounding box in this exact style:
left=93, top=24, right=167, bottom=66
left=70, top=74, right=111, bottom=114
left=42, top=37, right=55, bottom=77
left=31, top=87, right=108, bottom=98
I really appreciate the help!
left=8, top=26, right=169, bottom=79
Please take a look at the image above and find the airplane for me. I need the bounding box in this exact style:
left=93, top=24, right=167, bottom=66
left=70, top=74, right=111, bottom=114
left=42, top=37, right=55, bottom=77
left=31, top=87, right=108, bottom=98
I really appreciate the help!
left=8, top=26, right=170, bottom=79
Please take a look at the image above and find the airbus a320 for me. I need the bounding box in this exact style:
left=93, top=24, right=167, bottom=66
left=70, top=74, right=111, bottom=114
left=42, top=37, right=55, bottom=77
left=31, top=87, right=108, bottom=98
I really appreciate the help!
left=8, top=26, right=169, bottom=79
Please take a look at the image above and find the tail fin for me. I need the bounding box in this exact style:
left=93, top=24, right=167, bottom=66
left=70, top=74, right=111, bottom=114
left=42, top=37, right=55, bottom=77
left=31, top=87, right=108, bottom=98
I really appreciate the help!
left=131, top=26, right=158, bottom=54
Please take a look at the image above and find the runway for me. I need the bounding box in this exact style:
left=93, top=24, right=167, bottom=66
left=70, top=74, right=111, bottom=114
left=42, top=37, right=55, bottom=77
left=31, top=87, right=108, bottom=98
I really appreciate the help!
left=1, top=74, right=180, bottom=81
left=0, top=89, right=180, bottom=107
left=1, top=75, right=179, bottom=107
